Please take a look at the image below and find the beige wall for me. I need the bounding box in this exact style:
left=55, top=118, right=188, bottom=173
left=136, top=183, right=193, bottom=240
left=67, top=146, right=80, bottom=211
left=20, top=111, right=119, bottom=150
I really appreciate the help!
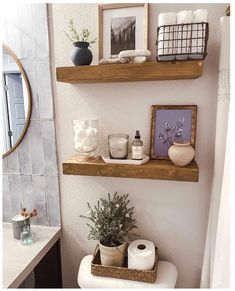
left=49, top=3, right=227, bottom=288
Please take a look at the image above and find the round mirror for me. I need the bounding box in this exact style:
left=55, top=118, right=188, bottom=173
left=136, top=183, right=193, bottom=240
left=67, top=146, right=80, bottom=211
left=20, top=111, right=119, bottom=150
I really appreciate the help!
left=2, top=44, right=32, bottom=158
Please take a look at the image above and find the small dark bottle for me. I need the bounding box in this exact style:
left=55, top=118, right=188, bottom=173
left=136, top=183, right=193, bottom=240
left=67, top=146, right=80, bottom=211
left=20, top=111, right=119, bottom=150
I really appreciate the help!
left=132, top=130, right=143, bottom=160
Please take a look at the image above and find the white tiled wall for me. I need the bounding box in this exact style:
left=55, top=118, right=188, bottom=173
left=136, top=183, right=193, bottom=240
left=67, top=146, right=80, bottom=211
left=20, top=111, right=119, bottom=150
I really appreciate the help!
left=2, top=4, right=60, bottom=226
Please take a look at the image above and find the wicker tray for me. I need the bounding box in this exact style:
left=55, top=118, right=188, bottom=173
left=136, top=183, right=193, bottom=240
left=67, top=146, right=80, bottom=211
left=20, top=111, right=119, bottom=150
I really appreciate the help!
left=91, top=244, right=159, bottom=283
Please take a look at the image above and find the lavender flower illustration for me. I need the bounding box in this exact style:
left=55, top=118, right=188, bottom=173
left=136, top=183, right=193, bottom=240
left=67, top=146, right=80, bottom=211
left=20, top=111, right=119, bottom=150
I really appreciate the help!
left=159, top=117, right=184, bottom=148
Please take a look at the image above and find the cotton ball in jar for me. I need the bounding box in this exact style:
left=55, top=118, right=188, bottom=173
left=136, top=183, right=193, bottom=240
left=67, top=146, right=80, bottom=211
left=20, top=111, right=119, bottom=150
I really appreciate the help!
left=74, top=135, right=82, bottom=145
left=83, top=146, right=96, bottom=152
left=74, top=127, right=86, bottom=138
left=75, top=142, right=83, bottom=152
left=81, top=137, right=96, bottom=152
left=79, top=120, right=89, bottom=130
left=85, top=127, right=97, bottom=137
left=89, top=137, right=98, bottom=148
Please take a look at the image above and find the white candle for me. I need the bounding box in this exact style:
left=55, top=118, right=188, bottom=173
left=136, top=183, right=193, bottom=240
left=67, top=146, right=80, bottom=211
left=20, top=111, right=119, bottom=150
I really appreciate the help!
left=109, top=137, right=128, bottom=158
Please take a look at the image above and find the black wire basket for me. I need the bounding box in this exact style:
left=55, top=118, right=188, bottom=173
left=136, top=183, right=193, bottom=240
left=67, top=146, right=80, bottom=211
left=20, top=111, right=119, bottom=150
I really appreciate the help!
left=156, top=22, right=209, bottom=61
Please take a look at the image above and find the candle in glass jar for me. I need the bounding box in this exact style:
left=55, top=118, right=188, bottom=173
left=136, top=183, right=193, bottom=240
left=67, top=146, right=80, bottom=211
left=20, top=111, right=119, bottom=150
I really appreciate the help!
left=108, top=134, right=129, bottom=159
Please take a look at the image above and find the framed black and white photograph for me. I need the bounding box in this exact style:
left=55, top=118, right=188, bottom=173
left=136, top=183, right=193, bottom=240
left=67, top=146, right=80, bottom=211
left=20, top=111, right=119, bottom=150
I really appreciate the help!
left=99, top=4, right=148, bottom=59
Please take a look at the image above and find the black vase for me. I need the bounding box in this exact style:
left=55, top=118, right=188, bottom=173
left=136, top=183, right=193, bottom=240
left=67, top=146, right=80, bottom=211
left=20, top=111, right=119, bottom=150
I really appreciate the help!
left=71, top=42, right=93, bottom=66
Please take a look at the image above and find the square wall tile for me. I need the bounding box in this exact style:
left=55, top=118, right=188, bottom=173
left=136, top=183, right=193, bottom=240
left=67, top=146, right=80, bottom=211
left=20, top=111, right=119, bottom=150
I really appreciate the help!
left=36, top=58, right=54, bottom=120
left=33, top=175, right=49, bottom=225
left=18, top=4, right=35, bottom=59
left=3, top=175, right=11, bottom=222
left=6, top=149, right=19, bottom=174
left=18, top=134, right=32, bottom=174
left=46, top=176, right=61, bottom=226
left=28, top=120, right=45, bottom=175
left=21, top=59, right=40, bottom=120
left=32, top=4, right=49, bottom=58
left=8, top=174, right=22, bottom=217
left=3, top=7, right=21, bottom=58
left=42, top=120, right=58, bottom=176
left=20, top=175, right=34, bottom=212
left=3, top=158, right=8, bottom=174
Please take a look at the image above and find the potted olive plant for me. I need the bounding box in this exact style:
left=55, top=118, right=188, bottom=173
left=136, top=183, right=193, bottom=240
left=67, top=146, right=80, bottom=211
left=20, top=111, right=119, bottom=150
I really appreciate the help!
left=64, top=18, right=97, bottom=66
left=80, top=193, right=138, bottom=267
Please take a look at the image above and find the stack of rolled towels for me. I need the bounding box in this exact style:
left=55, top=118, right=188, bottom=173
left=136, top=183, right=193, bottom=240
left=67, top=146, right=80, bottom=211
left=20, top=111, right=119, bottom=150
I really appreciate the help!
left=99, top=50, right=151, bottom=65
left=157, top=9, right=208, bottom=60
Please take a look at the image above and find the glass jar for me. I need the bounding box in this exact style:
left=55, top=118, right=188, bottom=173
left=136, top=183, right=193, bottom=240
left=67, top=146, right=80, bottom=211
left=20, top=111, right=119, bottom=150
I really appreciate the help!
left=108, top=134, right=129, bottom=159
left=20, top=226, right=33, bottom=246
left=73, top=120, right=99, bottom=162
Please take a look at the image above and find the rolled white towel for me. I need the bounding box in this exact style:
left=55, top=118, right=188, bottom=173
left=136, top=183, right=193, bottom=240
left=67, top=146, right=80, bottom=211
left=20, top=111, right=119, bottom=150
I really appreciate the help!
left=158, top=12, right=177, bottom=26
left=133, top=56, right=147, bottom=63
left=176, top=11, right=193, bottom=55
left=99, top=58, right=123, bottom=65
left=191, top=23, right=207, bottom=55
left=193, top=9, right=208, bottom=23
left=118, top=50, right=151, bottom=59
left=191, top=10, right=208, bottom=55
left=158, top=13, right=177, bottom=56
left=177, top=10, right=193, bottom=24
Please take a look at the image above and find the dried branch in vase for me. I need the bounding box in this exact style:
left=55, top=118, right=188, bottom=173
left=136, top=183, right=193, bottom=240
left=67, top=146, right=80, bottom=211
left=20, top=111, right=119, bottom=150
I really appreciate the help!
left=20, top=208, right=38, bottom=219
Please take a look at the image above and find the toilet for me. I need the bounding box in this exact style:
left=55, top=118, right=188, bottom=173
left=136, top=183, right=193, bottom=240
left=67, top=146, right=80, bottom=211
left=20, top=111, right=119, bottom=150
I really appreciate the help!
left=78, top=255, right=178, bottom=288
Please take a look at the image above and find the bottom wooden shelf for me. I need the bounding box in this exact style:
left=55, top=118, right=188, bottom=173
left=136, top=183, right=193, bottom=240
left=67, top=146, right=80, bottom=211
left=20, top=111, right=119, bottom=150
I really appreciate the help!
left=63, top=156, right=199, bottom=182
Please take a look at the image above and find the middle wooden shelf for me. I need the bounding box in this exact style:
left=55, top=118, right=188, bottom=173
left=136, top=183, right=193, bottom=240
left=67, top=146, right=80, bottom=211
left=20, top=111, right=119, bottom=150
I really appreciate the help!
left=63, top=156, right=199, bottom=182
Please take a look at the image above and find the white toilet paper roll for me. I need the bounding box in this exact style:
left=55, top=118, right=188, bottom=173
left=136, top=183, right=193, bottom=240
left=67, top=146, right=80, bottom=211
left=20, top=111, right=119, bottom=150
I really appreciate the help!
left=128, top=239, right=155, bottom=271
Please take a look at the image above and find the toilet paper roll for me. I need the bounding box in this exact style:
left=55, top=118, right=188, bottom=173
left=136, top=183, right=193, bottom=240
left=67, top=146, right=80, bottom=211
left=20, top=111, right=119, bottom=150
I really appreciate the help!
left=128, top=239, right=155, bottom=271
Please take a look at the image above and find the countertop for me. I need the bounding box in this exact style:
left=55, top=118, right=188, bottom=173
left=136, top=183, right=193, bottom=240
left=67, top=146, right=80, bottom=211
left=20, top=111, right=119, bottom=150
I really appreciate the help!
left=2, top=222, right=61, bottom=288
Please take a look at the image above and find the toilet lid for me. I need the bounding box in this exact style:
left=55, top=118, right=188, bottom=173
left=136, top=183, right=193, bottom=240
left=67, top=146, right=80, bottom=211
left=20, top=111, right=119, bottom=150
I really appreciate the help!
left=77, top=255, right=178, bottom=288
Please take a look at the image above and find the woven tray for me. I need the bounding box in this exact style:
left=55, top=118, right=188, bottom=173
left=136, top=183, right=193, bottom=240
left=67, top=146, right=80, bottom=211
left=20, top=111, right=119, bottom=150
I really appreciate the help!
left=91, top=244, right=158, bottom=283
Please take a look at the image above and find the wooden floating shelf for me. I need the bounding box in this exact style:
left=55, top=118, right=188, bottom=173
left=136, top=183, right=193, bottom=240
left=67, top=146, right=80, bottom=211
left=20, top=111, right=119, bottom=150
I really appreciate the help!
left=63, top=156, right=199, bottom=182
left=56, top=61, right=203, bottom=84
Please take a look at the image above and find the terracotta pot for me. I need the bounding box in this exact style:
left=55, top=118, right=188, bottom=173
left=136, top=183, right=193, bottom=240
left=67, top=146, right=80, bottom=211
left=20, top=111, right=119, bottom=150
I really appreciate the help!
left=168, top=141, right=195, bottom=167
left=99, top=241, right=126, bottom=267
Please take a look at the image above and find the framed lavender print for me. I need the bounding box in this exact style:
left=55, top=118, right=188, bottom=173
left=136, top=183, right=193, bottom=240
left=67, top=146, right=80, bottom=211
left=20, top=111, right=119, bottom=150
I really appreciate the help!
left=150, top=105, right=197, bottom=159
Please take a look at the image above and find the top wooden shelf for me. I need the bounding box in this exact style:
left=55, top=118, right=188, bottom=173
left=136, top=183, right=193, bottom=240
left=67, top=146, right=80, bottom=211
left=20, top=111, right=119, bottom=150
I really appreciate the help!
left=56, top=61, right=203, bottom=84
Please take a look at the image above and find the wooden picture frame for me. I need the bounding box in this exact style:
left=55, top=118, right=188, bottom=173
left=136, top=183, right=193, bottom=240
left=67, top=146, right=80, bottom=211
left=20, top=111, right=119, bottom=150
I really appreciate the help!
left=150, top=105, right=197, bottom=160
left=98, top=3, right=148, bottom=60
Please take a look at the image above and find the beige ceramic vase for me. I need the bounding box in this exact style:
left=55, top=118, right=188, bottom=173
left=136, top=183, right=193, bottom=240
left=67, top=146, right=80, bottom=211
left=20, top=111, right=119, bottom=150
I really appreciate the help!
left=168, top=141, right=195, bottom=167
left=99, top=242, right=126, bottom=267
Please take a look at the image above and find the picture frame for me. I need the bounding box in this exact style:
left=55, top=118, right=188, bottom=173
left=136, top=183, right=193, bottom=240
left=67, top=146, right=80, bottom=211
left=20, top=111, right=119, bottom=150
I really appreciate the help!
left=150, top=105, right=197, bottom=159
left=98, top=3, right=148, bottom=60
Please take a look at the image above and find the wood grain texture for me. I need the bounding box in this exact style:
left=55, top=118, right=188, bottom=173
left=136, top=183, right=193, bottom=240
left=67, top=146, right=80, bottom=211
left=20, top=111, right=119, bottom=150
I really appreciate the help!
left=63, top=156, right=199, bottom=182
left=56, top=61, right=203, bottom=84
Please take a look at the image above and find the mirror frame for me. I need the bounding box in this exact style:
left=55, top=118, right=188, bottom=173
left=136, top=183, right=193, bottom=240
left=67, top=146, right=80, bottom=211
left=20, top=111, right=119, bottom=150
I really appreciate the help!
left=2, top=44, right=32, bottom=158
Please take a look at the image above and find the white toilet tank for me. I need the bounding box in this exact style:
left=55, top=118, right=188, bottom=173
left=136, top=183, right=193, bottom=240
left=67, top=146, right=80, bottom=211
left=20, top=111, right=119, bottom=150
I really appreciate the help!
left=77, top=255, right=178, bottom=288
